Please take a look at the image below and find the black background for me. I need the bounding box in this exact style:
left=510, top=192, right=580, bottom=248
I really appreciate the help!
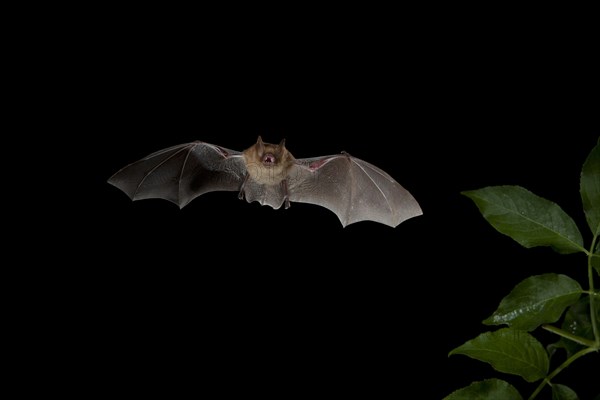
left=57, top=5, right=599, bottom=398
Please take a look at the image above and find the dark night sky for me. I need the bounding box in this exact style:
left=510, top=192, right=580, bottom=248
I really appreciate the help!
left=74, top=6, right=599, bottom=398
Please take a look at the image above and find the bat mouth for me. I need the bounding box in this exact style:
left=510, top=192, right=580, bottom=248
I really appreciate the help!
left=263, top=153, right=276, bottom=165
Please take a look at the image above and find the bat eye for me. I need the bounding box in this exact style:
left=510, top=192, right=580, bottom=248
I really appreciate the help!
left=263, top=153, right=276, bottom=164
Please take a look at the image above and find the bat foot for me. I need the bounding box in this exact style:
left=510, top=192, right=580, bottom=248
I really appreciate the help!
left=238, top=173, right=249, bottom=201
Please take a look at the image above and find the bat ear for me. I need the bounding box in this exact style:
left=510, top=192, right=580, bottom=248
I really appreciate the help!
left=256, top=136, right=265, bottom=153
left=278, top=138, right=286, bottom=149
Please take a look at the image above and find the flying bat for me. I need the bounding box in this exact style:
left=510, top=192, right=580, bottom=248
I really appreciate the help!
left=108, top=137, right=422, bottom=227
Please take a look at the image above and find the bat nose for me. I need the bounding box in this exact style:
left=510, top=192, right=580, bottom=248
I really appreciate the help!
left=263, top=153, right=276, bottom=164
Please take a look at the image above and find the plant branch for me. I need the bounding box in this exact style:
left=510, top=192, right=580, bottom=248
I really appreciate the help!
left=589, top=230, right=599, bottom=345
left=527, top=346, right=597, bottom=400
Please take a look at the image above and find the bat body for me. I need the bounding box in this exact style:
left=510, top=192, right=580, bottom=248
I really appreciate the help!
left=108, top=137, right=422, bottom=227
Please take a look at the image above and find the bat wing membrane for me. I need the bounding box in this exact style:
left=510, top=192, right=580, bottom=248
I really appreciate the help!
left=289, top=154, right=422, bottom=227
left=108, top=141, right=245, bottom=208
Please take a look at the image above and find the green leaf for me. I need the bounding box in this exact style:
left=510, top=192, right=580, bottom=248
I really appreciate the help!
left=443, top=378, right=522, bottom=400
left=449, top=328, right=549, bottom=382
left=581, top=138, right=600, bottom=236
left=484, top=274, right=582, bottom=331
left=549, top=296, right=598, bottom=358
left=552, top=384, right=579, bottom=400
left=463, top=186, right=584, bottom=254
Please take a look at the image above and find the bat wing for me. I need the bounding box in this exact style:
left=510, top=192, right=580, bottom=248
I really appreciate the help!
left=108, top=141, right=246, bottom=208
left=288, top=153, right=422, bottom=227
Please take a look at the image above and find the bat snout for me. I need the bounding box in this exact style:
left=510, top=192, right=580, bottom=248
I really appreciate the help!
left=263, top=153, right=276, bottom=164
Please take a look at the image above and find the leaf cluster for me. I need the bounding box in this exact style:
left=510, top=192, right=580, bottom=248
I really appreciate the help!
left=445, top=138, right=600, bottom=399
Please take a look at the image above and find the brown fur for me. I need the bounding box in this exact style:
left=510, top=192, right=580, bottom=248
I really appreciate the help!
left=243, top=136, right=296, bottom=185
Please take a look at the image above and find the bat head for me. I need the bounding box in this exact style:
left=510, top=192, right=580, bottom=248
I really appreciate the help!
left=254, top=136, right=291, bottom=166
left=243, top=136, right=295, bottom=185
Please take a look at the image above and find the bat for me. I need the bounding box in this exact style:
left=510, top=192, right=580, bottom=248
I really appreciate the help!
left=108, top=137, right=422, bottom=227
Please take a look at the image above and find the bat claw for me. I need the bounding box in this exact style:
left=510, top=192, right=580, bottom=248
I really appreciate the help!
left=238, top=190, right=245, bottom=200
left=284, top=197, right=291, bottom=209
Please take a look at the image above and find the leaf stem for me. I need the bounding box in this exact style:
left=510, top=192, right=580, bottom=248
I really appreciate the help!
left=541, top=324, right=597, bottom=347
left=589, top=230, right=599, bottom=345
left=527, top=346, right=597, bottom=400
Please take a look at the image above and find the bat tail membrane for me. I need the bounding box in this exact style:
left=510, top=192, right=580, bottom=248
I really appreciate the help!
left=108, top=142, right=245, bottom=208
left=241, top=180, right=287, bottom=210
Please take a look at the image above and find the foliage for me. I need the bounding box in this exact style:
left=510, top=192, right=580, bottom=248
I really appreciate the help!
left=445, top=138, right=600, bottom=399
